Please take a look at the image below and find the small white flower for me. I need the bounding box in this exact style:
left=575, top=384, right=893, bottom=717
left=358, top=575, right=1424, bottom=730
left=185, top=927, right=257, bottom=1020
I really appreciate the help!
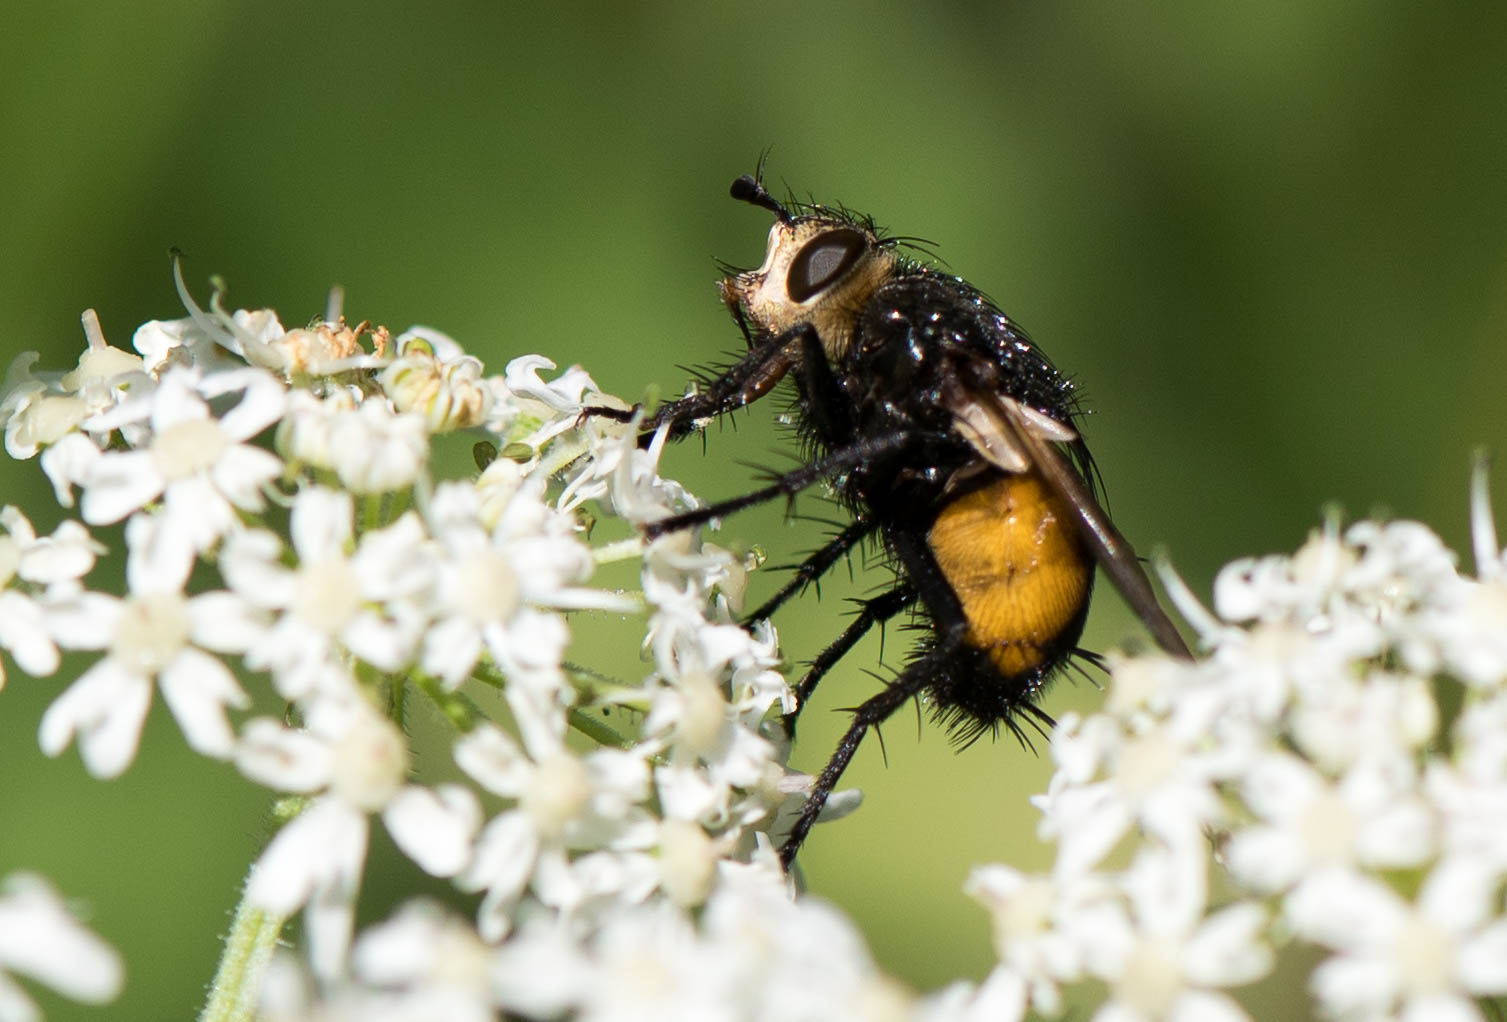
left=454, top=721, right=654, bottom=940
left=500, top=355, right=606, bottom=452
left=0, top=508, right=103, bottom=684
left=965, top=864, right=1105, bottom=1014
left=218, top=486, right=431, bottom=698
left=380, top=329, right=500, bottom=433
left=489, top=917, right=594, bottom=1019
left=0, top=311, right=148, bottom=461
left=349, top=901, right=495, bottom=1019
left=642, top=671, right=788, bottom=841
left=38, top=514, right=250, bottom=777
left=279, top=388, right=428, bottom=494
left=325, top=399, right=428, bottom=494
left=420, top=476, right=624, bottom=692
left=247, top=796, right=370, bottom=982
left=74, top=366, right=284, bottom=569
left=275, top=387, right=356, bottom=472
left=1289, top=859, right=1507, bottom=1020
left=1037, top=710, right=1225, bottom=877
left=1225, top=751, right=1435, bottom=894
left=1079, top=843, right=1272, bottom=1022
left=240, top=689, right=479, bottom=979
left=1287, top=670, right=1439, bottom=773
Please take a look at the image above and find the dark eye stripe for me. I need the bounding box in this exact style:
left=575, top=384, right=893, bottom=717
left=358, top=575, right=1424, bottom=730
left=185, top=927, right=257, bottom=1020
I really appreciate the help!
left=787, top=229, right=866, bottom=302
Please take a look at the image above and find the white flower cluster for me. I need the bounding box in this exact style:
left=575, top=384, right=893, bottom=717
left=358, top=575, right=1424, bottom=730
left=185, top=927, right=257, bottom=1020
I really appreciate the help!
left=966, top=481, right=1507, bottom=1022
left=5, top=274, right=1507, bottom=1022
left=0, top=277, right=910, bottom=1021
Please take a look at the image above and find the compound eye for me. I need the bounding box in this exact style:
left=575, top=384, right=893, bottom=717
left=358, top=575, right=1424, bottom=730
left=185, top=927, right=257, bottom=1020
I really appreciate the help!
left=786, top=229, right=867, bottom=303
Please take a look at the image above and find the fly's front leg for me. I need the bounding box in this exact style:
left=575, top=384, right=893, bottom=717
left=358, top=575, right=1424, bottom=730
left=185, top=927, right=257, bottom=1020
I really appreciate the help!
left=583, top=326, right=815, bottom=444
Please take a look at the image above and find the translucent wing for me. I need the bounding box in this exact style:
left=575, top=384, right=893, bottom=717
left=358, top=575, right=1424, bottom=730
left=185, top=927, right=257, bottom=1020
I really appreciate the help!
left=946, top=385, right=1192, bottom=660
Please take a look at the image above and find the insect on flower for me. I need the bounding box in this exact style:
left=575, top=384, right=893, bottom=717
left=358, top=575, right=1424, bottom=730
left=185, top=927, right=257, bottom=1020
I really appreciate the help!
left=595, top=164, right=1190, bottom=870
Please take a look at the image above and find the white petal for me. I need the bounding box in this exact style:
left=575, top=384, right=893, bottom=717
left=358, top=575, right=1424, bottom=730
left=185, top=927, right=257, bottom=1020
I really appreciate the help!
left=246, top=798, right=368, bottom=980
left=960, top=967, right=1028, bottom=1022
left=0, top=874, right=123, bottom=1004
left=1356, top=799, right=1436, bottom=869
left=1053, top=786, right=1131, bottom=877
left=291, top=487, right=353, bottom=561
left=80, top=450, right=165, bottom=525
left=1241, top=752, right=1320, bottom=821
left=38, top=660, right=152, bottom=778
left=211, top=443, right=281, bottom=511
left=1183, top=902, right=1273, bottom=987
left=1399, top=993, right=1487, bottom=1022
left=187, top=591, right=269, bottom=653
left=208, top=368, right=287, bottom=440
left=453, top=723, right=530, bottom=796
left=124, top=511, right=193, bottom=594
left=383, top=784, right=481, bottom=877
left=45, top=591, right=121, bottom=650
left=145, top=369, right=209, bottom=431
left=159, top=475, right=236, bottom=556
left=131, top=317, right=191, bottom=369
left=246, top=797, right=366, bottom=916
left=0, top=973, right=41, bottom=1022
left=0, top=593, right=60, bottom=676
left=1457, top=920, right=1507, bottom=994
left=219, top=529, right=296, bottom=610
left=158, top=648, right=248, bottom=759
left=459, top=811, right=538, bottom=905
left=1167, top=990, right=1252, bottom=1022
left=1286, top=870, right=1404, bottom=950
left=351, top=901, right=481, bottom=986
left=421, top=615, right=483, bottom=687
left=236, top=718, right=334, bottom=791
left=39, top=433, right=101, bottom=508
left=18, top=519, right=99, bottom=584
left=1223, top=825, right=1302, bottom=892
left=487, top=608, right=568, bottom=675
left=490, top=920, right=590, bottom=1018
left=585, top=746, right=651, bottom=802
left=654, top=763, right=722, bottom=823
left=351, top=512, right=431, bottom=598
left=1418, top=857, right=1497, bottom=933
left=1307, top=949, right=1394, bottom=1016
left=341, top=609, right=418, bottom=672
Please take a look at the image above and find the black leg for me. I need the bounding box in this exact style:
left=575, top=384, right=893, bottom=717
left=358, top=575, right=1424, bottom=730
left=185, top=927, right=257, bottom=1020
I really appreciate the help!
left=743, top=516, right=878, bottom=625
left=785, top=585, right=917, bottom=736
left=778, top=522, right=982, bottom=870
left=582, top=323, right=823, bottom=445
left=643, top=430, right=938, bottom=538
left=794, top=322, right=856, bottom=444
left=882, top=524, right=971, bottom=646
left=777, top=644, right=942, bottom=870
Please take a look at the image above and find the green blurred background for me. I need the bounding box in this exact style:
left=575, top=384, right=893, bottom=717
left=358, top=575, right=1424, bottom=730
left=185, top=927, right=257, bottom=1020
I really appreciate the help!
left=2, top=2, right=1505, bottom=1017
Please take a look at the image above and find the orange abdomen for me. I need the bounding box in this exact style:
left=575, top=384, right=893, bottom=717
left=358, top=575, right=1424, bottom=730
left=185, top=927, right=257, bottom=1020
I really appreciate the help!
left=926, top=472, right=1093, bottom=678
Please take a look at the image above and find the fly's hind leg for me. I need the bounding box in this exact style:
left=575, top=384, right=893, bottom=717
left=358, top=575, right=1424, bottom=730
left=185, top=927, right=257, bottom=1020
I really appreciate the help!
left=784, top=585, right=916, bottom=737
left=778, top=644, right=943, bottom=871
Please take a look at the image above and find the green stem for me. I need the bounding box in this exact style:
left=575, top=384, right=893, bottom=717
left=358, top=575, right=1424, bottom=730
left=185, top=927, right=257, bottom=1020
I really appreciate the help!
left=361, top=493, right=383, bottom=533
left=197, top=867, right=288, bottom=1022
left=567, top=705, right=633, bottom=749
